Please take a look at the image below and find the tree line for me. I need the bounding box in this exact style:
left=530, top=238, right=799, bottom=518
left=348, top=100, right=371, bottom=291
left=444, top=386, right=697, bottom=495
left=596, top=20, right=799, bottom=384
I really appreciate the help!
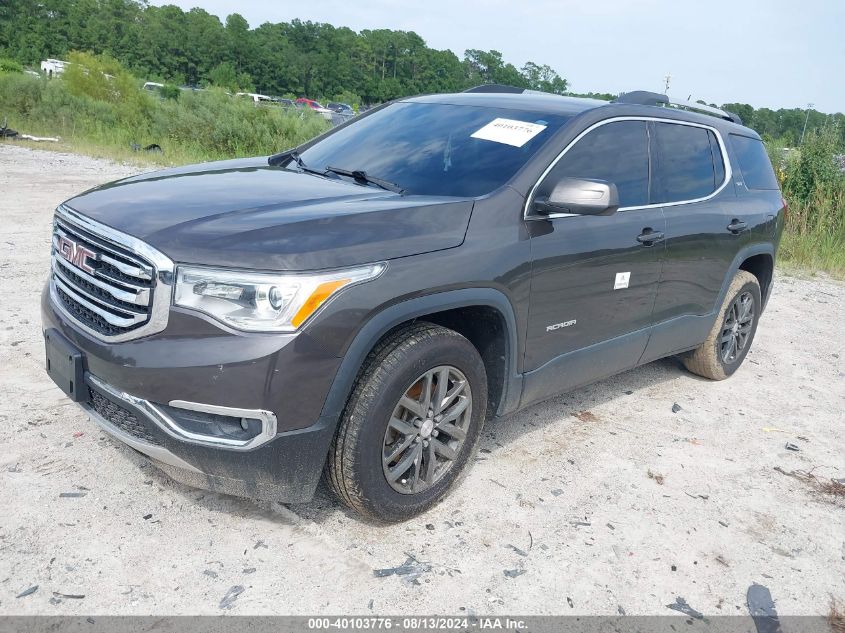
left=721, top=103, right=843, bottom=148
left=0, top=0, right=567, bottom=103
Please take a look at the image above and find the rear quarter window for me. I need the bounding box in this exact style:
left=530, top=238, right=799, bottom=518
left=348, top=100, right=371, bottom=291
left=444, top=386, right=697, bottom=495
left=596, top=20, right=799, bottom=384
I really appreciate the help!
left=730, top=134, right=780, bottom=190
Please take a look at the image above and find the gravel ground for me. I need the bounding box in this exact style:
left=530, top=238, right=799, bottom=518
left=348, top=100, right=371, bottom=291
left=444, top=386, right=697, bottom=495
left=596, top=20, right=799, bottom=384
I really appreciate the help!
left=1, top=143, right=843, bottom=616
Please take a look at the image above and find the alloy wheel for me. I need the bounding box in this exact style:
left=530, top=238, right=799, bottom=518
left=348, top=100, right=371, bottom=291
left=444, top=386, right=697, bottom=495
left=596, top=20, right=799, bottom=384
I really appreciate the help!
left=382, top=365, right=473, bottom=494
left=720, top=291, right=755, bottom=363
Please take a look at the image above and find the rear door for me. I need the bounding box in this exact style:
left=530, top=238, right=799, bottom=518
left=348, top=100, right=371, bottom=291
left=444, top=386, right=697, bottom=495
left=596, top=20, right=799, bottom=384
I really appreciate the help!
left=640, top=120, right=740, bottom=361
left=523, top=119, right=666, bottom=403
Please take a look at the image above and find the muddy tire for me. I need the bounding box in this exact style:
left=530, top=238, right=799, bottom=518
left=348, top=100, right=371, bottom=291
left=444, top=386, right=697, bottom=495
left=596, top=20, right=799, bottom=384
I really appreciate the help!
left=681, top=270, right=761, bottom=380
left=326, top=322, right=487, bottom=522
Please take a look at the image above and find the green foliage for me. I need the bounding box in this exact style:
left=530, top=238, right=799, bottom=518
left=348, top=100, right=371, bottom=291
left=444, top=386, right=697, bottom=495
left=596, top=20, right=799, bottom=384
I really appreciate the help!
left=521, top=62, right=568, bottom=94
left=207, top=61, right=253, bottom=93
left=722, top=102, right=845, bottom=147
left=566, top=91, right=616, bottom=102
left=782, top=123, right=843, bottom=204
left=0, top=72, right=44, bottom=115
left=0, top=58, right=23, bottom=73
left=207, top=62, right=240, bottom=92
left=330, top=91, right=362, bottom=111
left=777, top=122, right=845, bottom=277
left=62, top=51, right=153, bottom=126
left=0, top=0, right=569, bottom=103
left=0, top=63, right=330, bottom=164
left=160, top=84, right=180, bottom=101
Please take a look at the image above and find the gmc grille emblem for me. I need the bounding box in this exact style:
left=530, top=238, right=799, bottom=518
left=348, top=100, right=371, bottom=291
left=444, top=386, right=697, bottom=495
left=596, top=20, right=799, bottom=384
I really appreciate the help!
left=57, top=235, right=96, bottom=274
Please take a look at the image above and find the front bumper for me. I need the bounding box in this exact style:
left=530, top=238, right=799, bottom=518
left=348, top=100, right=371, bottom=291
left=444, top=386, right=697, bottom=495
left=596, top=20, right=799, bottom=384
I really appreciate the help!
left=79, top=370, right=336, bottom=502
left=42, top=286, right=342, bottom=503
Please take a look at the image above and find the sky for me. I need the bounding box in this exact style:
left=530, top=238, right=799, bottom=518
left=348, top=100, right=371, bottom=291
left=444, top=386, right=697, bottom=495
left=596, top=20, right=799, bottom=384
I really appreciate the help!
left=149, top=0, right=845, bottom=113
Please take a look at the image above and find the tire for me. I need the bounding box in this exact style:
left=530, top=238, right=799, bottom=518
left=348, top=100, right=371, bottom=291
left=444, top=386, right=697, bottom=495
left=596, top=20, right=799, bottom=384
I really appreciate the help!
left=326, top=322, right=487, bottom=522
left=681, top=270, right=761, bottom=380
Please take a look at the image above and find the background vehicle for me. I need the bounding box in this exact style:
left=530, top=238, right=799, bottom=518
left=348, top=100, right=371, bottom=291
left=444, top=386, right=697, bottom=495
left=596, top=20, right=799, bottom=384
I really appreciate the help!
left=296, top=97, right=334, bottom=120
left=236, top=92, right=275, bottom=105
left=42, top=87, right=784, bottom=522
left=272, top=97, right=296, bottom=109
left=327, top=102, right=355, bottom=115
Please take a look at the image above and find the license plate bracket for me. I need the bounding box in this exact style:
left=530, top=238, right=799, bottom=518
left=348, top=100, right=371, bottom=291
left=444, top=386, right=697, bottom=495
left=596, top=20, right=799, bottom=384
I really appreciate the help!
left=45, top=328, right=86, bottom=402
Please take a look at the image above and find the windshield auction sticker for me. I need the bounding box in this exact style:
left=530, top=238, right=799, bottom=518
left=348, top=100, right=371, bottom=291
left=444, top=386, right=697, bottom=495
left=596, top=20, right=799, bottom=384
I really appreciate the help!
left=470, top=118, right=547, bottom=147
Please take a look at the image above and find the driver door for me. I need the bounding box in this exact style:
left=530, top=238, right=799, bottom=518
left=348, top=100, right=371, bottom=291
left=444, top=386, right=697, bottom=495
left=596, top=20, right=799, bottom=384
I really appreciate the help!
left=522, top=119, right=666, bottom=405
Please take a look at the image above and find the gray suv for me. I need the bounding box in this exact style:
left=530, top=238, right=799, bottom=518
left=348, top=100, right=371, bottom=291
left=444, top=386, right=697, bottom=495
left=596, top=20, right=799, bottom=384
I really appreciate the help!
left=42, top=87, right=785, bottom=521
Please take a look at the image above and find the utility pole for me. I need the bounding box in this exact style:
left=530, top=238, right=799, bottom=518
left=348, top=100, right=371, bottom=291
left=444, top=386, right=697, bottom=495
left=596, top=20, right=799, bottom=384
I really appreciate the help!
left=663, top=73, right=671, bottom=94
left=800, top=103, right=814, bottom=145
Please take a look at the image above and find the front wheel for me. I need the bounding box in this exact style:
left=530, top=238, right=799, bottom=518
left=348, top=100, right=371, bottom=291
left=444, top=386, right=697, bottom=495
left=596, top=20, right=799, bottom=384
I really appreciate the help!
left=681, top=270, right=761, bottom=380
left=326, top=323, right=487, bottom=522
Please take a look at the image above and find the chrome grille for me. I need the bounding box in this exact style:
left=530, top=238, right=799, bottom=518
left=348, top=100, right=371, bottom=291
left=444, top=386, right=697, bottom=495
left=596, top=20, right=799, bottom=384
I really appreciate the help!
left=49, top=205, right=174, bottom=342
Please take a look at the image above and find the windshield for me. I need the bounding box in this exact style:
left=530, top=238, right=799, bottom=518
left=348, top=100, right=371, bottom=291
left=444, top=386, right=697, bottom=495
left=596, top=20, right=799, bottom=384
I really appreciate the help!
left=297, top=101, right=570, bottom=197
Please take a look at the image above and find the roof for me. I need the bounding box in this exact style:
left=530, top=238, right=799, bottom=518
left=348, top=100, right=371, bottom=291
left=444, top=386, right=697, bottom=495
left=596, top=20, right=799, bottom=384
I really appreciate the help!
left=405, top=91, right=610, bottom=116
left=404, top=90, right=758, bottom=138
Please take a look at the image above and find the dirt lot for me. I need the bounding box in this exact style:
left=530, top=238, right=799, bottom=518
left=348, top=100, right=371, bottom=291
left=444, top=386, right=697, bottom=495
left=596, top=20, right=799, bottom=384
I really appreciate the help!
left=1, top=144, right=843, bottom=616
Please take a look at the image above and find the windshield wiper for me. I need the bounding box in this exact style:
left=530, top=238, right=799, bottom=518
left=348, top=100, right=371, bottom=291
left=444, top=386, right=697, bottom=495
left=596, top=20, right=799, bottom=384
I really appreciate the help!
left=324, top=165, right=405, bottom=194
left=269, top=149, right=334, bottom=178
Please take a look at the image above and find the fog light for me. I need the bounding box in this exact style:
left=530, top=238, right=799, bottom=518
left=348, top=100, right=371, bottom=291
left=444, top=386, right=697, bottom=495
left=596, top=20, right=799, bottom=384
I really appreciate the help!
left=158, top=404, right=263, bottom=443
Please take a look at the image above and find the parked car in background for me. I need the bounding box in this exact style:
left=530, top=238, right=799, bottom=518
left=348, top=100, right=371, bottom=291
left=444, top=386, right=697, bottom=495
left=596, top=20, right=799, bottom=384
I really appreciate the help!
left=40, top=58, right=70, bottom=77
left=271, top=98, right=297, bottom=110
left=296, top=98, right=334, bottom=120
left=142, top=81, right=165, bottom=93
left=327, top=102, right=355, bottom=116
left=236, top=92, right=276, bottom=106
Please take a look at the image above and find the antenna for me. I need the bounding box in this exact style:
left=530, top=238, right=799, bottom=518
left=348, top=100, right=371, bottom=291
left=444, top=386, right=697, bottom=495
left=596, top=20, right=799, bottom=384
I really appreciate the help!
left=663, top=73, right=671, bottom=94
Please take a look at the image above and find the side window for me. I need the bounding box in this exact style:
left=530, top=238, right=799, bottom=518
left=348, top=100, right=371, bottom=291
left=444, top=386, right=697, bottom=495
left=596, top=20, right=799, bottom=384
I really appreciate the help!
left=539, top=120, right=650, bottom=208
left=730, top=134, right=780, bottom=190
left=653, top=122, right=718, bottom=203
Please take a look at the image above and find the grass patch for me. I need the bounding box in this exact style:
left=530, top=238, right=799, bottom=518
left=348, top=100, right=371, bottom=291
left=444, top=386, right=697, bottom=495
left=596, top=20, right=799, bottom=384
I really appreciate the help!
left=0, top=55, right=330, bottom=167
left=779, top=232, right=845, bottom=280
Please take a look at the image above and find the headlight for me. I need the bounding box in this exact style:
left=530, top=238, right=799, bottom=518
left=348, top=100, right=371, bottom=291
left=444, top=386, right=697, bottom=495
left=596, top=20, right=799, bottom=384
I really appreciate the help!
left=174, top=263, right=386, bottom=332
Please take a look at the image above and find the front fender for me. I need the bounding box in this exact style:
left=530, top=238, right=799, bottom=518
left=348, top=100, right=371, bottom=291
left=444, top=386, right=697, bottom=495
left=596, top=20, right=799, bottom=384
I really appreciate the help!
left=318, top=287, right=522, bottom=422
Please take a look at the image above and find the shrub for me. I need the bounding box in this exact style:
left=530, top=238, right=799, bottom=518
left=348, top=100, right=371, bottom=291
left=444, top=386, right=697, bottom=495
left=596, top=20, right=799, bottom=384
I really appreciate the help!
left=777, top=122, right=845, bottom=276
left=0, top=58, right=23, bottom=73
left=783, top=123, right=843, bottom=204
left=160, top=84, right=181, bottom=101
left=0, top=72, right=44, bottom=116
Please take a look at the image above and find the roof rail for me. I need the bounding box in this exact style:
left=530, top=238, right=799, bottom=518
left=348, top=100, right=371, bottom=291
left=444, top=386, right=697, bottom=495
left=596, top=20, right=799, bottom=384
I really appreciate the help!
left=615, top=91, right=743, bottom=124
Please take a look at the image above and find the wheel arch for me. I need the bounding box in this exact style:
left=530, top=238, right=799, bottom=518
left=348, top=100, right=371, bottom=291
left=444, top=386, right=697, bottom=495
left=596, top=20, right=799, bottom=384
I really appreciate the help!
left=738, top=252, right=774, bottom=306
left=318, top=288, right=522, bottom=425
left=715, top=243, right=776, bottom=313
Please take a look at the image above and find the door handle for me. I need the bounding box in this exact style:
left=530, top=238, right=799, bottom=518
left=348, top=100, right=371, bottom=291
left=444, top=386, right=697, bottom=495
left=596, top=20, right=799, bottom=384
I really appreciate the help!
left=727, top=219, right=748, bottom=234
left=636, top=229, right=665, bottom=245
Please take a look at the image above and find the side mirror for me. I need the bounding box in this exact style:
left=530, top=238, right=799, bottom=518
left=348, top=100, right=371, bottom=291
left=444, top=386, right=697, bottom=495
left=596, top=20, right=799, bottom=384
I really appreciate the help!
left=534, top=177, right=620, bottom=216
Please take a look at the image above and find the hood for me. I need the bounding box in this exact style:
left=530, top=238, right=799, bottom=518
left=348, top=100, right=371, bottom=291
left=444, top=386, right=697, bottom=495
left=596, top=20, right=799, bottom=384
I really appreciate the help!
left=63, top=157, right=474, bottom=270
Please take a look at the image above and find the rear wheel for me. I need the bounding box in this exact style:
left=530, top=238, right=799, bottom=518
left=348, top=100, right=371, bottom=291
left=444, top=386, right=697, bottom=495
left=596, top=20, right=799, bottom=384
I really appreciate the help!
left=327, top=323, right=487, bottom=522
left=681, top=270, right=761, bottom=380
